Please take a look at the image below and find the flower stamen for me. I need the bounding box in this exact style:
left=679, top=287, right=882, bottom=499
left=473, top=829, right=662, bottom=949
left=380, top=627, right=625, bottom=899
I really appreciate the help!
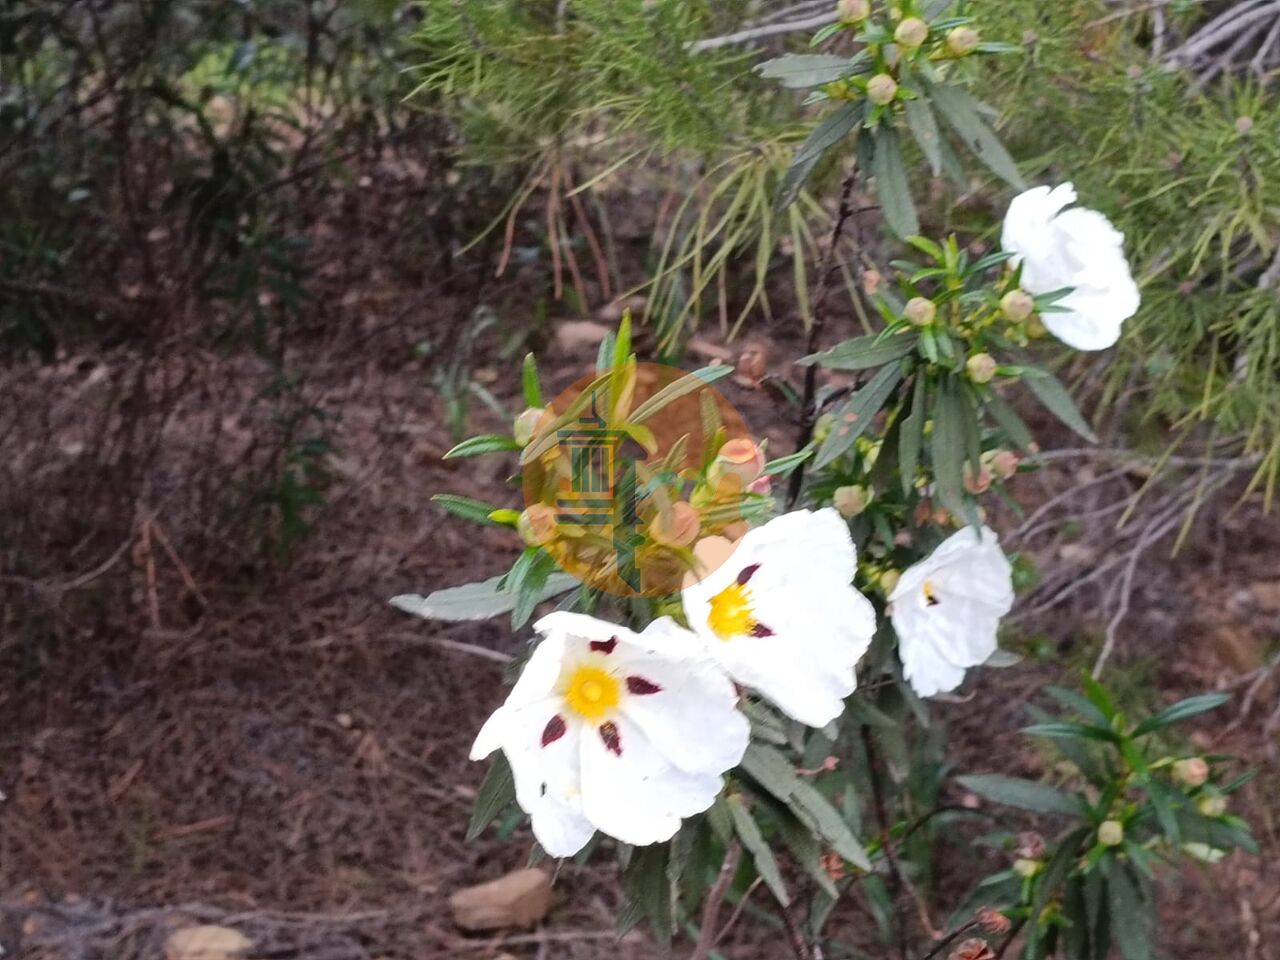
left=564, top=664, right=621, bottom=721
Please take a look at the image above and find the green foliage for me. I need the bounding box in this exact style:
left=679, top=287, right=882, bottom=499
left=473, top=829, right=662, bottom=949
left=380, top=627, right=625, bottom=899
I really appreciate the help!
left=980, top=1, right=1280, bottom=501
left=957, top=683, right=1254, bottom=959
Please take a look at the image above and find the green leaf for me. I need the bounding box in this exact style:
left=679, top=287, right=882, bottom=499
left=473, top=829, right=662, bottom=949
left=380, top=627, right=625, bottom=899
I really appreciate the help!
left=770, top=800, right=839, bottom=898
left=1081, top=673, right=1119, bottom=721
left=432, top=493, right=505, bottom=525
left=390, top=572, right=579, bottom=622
left=790, top=780, right=872, bottom=870
left=1045, top=686, right=1109, bottom=726
left=899, top=375, right=926, bottom=495
left=443, top=434, right=523, bottom=459
left=1022, top=367, right=1099, bottom=443
left=815, top=362, right=905, bottom=468
left=1022, top=721, right=1120, bottom=743
left=630, top=364, right=735, bottom=424
left=521, top=371, right=614, bottom=463
left=1104, top=861, right=1151, bottom=960
left=739, top=744, right=870, bottom=870
left=930, top=377, right=968, bottom=514
left=1131, top=692, right=1230, bottom=738
left=618, top=843, right=674, bottom=945
left=799, top=332, right=918, bottom=371
left=956, top=774, right=1085, bottom=817
left=613, top=311, right=632, bottom=372
left=756, top=53, right=858, bottom=88
left=924, top=82, right=1025, bottom=189
left=507, top=549, right=561, bottom=628
left=777, top=102, right=865, bottom=211
left=466, top=753, right=516, bottom=840
left=903, top=96, right=943, bottom=176
left=728, top=794, right=790, bottom=906
left=985, top=391, right=1036, bottom=453
left=764, top=448, right=813, bottom=477
left=596, top=332, right=616, bottom=374
left=521, top=352, right=542, bottom=408
left=870, top=125, right=918, bottom=238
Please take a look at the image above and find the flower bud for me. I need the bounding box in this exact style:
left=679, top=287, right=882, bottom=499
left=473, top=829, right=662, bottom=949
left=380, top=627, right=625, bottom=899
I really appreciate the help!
left=963, top=462, right=992, bottom=495
left=1097, top=820, right=1124, bottom=847
left=894, top=17, right=929, bottom=49
left=879, top=568, right=901, bottom=594
left=976, top=907, right=1011, bottom=935
left=949, top=939, right=996, bottom=960
left=1015, top=831, right=1045, bottom=859
left=1012, top=858, right=1041, bottom=878
left=946, top=26, right=979, bottom=56
left=836, top=0, right=870, bottom=23
left=1236, top=116, right=1255, bottom=136
left=1000, top=289, right=1035, bottom=323
left=833, top=484, right=871, bottom=517
left=866, top=73, right=899, bottom=106
left=517, top=504, right=558, bottom=546
left=1173, top=757, right=1209, bottom=788
left=710, top=437, right=766, bottom=489
left=513, top=407, right=548, bottom=447
left=746, top=474, right=773, bottom=496
left=649, top=501, right=701, bottom=548
left=983, top=449, right=1020, bottom=482
left=966, top=353, right=998, bottom=384
left=1197, top=793, right=1227, bottom=818
left=904, top=296, right=936, bottom=326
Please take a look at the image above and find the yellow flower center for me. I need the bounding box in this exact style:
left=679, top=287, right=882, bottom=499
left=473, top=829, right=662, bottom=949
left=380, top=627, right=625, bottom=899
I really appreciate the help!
left=708, top=581, right=758, bottom=640
left=922, top=579, right=940, bottom=606
left=563, top=664, right=620, bottom=721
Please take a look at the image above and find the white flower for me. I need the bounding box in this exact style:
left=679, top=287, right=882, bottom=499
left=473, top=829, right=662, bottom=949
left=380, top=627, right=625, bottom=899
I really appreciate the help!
left=889, top=526, right=1014, bottom=698
left=1001, top=182, right=1140, bottom=351
left=470, top=612, right=749, bottom=857
left=680, top=508, right=878, bottom=727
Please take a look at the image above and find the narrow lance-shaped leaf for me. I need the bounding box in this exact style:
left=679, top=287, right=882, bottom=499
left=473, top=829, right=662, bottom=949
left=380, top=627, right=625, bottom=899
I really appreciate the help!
left=871, top=124, right=919, bottom=239
left=776, top=101, right=865, bottom=211
left=432, top=493, right=505, bottom=526
left=799, top=332, right=918, bottom=371
left=1131, top=692, right=1230, bottom=738
left=924, top=82, right=1026, bottom=189
left=521, top=352, right=542, bottom=408
left=956, top=774, right=1086, bottom=817
left=815, top=362, right=905, bottom=468
left=1021, top=367, right=1099, bottom=443
left=630, top=364, right=735, bottom=423
left=443, top=434, right=523, bottom=459
left=756, top=53, right=861, bottom=89
left=466, top=754, right=515, bottom=840
left=899, top=374, right=926, bottom=496
left=904, top=96, right=943, bottom=176
left=727, top=794, right=790, bottom=906
left=391, top=572, right=580, bottom=622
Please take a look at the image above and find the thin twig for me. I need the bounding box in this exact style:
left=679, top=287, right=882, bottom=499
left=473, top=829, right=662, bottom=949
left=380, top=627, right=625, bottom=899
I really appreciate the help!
left=861, top=725, right=911, bottom=960
left=689, top=840, right=743, bottom=960
left=689, top=12, right=836, bottom=53
left=786, top=164, right=862, bottom=509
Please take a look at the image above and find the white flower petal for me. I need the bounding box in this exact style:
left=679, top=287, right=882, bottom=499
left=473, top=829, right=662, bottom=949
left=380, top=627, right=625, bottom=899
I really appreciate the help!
left=474, top=696, right=595, bottom=857
left=1001, top=183, right=1138, bottom=352
left=681, top=509, right=876, bottom=726
left=578, top=713, right=725, bottom=846
left=890, top=527, right=1014, bottom=698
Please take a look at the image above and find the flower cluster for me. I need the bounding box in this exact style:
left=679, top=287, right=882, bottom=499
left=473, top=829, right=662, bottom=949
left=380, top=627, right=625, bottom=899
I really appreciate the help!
left=472, top=508, right=1015, bottom=856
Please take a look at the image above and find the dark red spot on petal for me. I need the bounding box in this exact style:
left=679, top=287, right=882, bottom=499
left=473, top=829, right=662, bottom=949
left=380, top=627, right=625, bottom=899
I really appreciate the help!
left=751, top=622, right=774, bottom=638
left=541, top=714, right=567, bottom=747
left=589, top=636, right=618, bottom=654
left=626, top=676, right=662, bottom=695
left=599, top=721, right=622, bottom=756
left=737, top=563, right=761, bottom=585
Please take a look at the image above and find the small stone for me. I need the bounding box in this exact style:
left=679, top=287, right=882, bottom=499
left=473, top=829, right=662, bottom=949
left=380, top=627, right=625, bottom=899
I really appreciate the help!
left=164, top=926, right=253, bottom=960
left=448, top=868, right=553, bottom=931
